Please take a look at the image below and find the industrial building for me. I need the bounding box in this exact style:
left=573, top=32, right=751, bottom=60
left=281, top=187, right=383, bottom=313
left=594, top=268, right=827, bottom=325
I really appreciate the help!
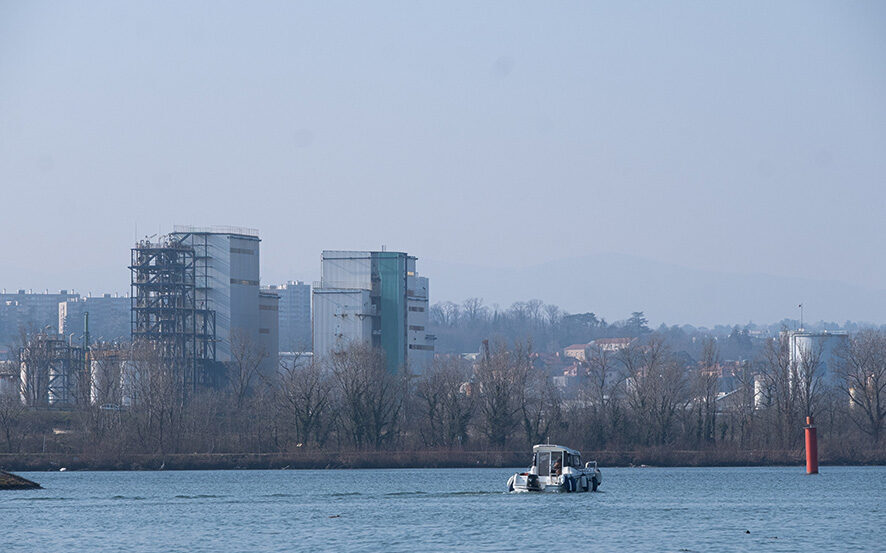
left=130, top=236, right=218, bottom=396
left=130, top=226, right=278, bottom=398
left=59, top=293, right=130, bottom=344
left=258, top=289, right=280, bottom=368
left=0, top=289, right=79, bottom=345
left=262, top=280, right=311, bottom=353
left=312, top=250, right=434, bottom=374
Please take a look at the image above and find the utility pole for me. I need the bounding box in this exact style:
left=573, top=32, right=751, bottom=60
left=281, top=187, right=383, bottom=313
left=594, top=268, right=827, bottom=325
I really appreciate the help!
left=83, top=311, right=90, bottom=405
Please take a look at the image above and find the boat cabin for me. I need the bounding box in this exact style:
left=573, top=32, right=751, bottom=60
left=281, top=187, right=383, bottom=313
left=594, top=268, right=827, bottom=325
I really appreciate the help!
left=531, top=444, right=582, bottom=478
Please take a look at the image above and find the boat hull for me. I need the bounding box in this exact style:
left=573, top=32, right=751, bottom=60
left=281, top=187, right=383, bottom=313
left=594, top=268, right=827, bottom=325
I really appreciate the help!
left=507, top=470, right=600, bottom=493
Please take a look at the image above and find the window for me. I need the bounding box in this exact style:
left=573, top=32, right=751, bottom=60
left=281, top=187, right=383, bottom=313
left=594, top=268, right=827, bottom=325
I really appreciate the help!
left=259, top=328, right=270, bottom=334
left=409, top=344, right=434, bottom=351
left=408, top=325, right=424, bottom=331
left=408, top=306, right=425, bottom=312
left=230, top=278, right=259, bottom=286
left=537, top=452, right=550, bottom=477
left=230, top=247, right=255, bottom=255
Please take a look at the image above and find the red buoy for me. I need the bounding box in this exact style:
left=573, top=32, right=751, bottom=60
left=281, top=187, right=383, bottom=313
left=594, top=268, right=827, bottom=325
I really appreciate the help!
left=805, top=416, right=818, bottom=474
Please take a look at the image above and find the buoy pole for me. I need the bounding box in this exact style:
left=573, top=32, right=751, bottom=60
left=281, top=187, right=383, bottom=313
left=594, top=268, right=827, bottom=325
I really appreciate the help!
left=805, top=416, right=818, bottom=474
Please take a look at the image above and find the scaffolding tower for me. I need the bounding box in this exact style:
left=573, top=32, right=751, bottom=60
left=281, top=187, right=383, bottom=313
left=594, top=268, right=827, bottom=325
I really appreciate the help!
left=130, top=238, right=216, bottom=398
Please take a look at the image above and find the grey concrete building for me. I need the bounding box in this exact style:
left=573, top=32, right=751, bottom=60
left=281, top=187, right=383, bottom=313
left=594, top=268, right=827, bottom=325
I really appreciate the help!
left=0, top=289, right=79, bottom=345
left=258, top=290, right=280, bottom=373
left=59, top=293, right=130, bottom=344
left=262, top=280, right=311, bottom=353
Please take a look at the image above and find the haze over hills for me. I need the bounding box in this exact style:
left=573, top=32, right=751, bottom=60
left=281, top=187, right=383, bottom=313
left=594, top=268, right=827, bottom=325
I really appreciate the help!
left=420, top=253, right=886, bottom=328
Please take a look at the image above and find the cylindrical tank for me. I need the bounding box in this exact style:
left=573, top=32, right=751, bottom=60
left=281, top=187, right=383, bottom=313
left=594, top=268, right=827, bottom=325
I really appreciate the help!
left=789, top=331, right=849, bottom=384
left=90, top=358, right=122, bottom=405
left=20, top=360, right=47, bottom=406
left=120, top=360, right=138, bottom=407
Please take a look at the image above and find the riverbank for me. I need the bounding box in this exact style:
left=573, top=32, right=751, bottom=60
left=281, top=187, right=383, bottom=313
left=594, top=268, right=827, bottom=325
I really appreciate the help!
left=2, top=447, right=884, bottom=471
left=0, top=470, right=41, bottom=489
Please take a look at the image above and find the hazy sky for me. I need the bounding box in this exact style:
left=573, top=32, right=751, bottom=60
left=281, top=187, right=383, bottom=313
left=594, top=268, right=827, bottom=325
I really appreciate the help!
left=1, top=2, right=884, bottom=316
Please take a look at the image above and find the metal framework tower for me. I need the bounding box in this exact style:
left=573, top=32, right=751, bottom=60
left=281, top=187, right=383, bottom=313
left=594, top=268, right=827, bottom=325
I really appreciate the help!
left=130, top=238, right=216, bottom=398
left=19, top=334, right=85, bottom=407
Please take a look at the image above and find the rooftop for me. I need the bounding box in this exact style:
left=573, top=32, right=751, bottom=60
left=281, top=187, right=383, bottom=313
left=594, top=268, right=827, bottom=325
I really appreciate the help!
left=172, top=225, right=260, bottom=238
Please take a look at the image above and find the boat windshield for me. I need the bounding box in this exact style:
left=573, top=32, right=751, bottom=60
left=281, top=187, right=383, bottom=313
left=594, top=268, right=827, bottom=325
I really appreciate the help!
left=533, top=449, right=579, bottom=474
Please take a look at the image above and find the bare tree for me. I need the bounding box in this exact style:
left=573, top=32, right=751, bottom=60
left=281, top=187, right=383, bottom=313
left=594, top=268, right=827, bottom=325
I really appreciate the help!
left=227, top=329, right=268, bottom=409
left=89, top=343, right=124, bottom=406
left=414, top=356, right=474, bottom=448
left=519, top=366, right=562, bottom=447
left=126, top=340, right=186, bottom=454
left=692, top=337, right=720, bottom=445
left=0, top=394, right=26, bottom=453
left=330, top=342, right=405, bottom=449
left=278, top=354, right=334, bottom=447
left=758, top=332, right=798, bottom=448
left=585, top=344, right=627, bottom=445
left=621, top=336, right=687, bottom=445
left=18, top=327, right=53, bottom=407
left=526, top=299, right=544, bottom=328
left=473, top=340, right=527, bottom=447
left=794, top=338, right=825, bottom=418
left=725, top=361, right=757, bottom=448
left=837, top=330, right=886, bottom=444
left=462, top=298, right=488, bottom=324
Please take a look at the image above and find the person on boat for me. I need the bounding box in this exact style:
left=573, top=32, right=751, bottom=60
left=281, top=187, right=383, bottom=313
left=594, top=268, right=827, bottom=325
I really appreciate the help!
left=552, top=458, right=562, bottom=476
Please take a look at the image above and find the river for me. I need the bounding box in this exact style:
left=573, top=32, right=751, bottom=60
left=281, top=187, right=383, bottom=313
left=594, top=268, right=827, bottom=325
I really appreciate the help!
left=2, top=466, right=883, bottom=552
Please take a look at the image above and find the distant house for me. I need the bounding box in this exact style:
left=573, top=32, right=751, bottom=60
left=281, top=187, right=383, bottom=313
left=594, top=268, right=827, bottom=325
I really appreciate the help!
left=564, top=344, right=588, bottom=362
left=590, top=337, right=634, bottom=352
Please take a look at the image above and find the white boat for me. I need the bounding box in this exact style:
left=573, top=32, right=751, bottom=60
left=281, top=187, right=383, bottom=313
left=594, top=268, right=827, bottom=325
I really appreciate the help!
left=507, top=444, right=602, bottom=493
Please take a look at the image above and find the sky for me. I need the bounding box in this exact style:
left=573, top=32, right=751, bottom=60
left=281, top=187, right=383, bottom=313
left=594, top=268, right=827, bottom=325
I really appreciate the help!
left=1, top=1, right=884, bottom=323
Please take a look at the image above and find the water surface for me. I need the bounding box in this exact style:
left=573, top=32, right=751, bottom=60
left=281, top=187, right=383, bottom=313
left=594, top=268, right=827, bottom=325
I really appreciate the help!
left=2, top=466, right=882, bottom=552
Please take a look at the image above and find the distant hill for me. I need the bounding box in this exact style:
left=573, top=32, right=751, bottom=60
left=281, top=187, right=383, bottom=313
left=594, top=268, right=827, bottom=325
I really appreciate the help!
left=421, top=253, right=886, bottom=327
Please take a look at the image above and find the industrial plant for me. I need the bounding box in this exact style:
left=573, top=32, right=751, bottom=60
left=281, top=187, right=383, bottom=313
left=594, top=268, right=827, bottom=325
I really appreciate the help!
left=129, top=226, right=279, bottom=398
left=262, top=280, right=311, bottom=354
left=312, top=250, right=435, bottom=374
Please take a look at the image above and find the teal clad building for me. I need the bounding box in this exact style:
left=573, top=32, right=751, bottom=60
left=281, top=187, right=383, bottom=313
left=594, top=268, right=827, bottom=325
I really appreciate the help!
left=313, top=251, right=434, bottom=374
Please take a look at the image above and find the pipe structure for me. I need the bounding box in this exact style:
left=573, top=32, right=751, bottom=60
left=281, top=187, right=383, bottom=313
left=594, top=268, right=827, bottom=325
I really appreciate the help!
left=805, top=416, right=818, bottom=474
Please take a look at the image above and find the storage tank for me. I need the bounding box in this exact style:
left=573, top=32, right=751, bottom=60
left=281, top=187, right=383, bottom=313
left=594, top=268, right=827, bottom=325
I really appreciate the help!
left=789, top=331, right=849, bottom=384
left=90, top=356, right=123, bottom=405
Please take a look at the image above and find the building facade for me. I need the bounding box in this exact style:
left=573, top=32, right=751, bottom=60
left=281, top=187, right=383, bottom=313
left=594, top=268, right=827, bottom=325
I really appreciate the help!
left=0, top=289, right=80, bottom=345
left=59, top=294, right=130, bottom=344
left=258, top=290, right=280, bottom=372
left=131, top=226, right=278, bottom=395
left=262, top=280, right=311, bottom=353
left=312, top=250, right=434, bottom=374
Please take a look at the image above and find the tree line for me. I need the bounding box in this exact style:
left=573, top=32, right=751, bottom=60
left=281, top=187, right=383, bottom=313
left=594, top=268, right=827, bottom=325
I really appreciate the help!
left=1, top=329, right=884, bottom=460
